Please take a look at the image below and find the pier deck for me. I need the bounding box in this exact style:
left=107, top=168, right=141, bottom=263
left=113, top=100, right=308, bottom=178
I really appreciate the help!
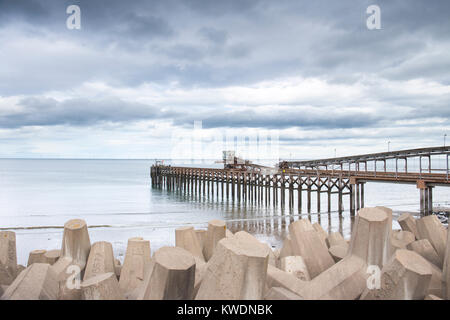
left=151, top=146, right=450, bottom=216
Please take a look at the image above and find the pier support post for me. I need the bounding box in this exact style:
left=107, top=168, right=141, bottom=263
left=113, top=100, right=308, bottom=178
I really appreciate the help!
left=417, top=180, right=433, bottom=216
left=349, top=177, right=356, bottom=217
left=356, top=183, right=360, bottom=211
left=297, top=180, right=302, bottom=213
left=307, top=176, right=311, bottom=214
left=360, top=183, right=365, bottom=208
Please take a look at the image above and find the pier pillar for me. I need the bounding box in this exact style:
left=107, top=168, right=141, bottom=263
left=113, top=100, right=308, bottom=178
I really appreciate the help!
left=297, top=180, right=302, bottom=213
left=349, top=177, right=357, bottom=217
left=356, top=183, right=360, bottom=211
left=360, top=183, right=365, bottom=208
left=338, top=180, right=343, bottom=216
left=307, top=176, right=311, bottom=214
left=417, top=180, right=433, bottom=216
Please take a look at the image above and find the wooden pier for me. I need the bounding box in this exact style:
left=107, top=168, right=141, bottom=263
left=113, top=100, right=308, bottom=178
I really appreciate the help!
left=151, top=146, right=450, bottom=216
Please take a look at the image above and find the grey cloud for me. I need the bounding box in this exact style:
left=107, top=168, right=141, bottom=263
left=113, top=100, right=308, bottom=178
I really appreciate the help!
left=0, top=97, right=162, bottom=128
left=2, top=0, right=450, bottom=95
left=0, top=0, right=449, bottom=158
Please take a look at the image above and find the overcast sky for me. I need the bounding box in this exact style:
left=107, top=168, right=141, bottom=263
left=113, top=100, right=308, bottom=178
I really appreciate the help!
left=0, top=0, right=449, bottom=160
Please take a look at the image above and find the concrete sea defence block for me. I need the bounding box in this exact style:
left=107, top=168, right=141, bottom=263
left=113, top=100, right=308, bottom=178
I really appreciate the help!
left=50, top=256, right=82, bottom=300
left=361, top=249, right=432, bottom=300
left=288, top=219, right=334, bottom=278
left=264, top=287, right=303, bottom=300
left=196, top=231, right=270, bottom=300
left=139, top=246, right=195, bottom=300
left=416, top=215, right=447, bottom=267
left=16, top=265, right=25, bottom=274
left=266, top=264, right=306, bottom=297
left=0, top=285, right=7, bottom=296
left=27, top=249, right=47, bottom=267
left=1, top=263, right=59, bottom=300
left=279, top=256, right=310, bottom=281
left=0, top=231, right=18, bottom=285
left=297, top=255, right=368, bottom=300
left=279, top=235, right=293, bottom=260
left=203, top=220, right=226, bottom=261
left=84, top=241, right=115, bottom=281
left=176, top=226, right=205, bottom=261
left=328, top=246, right=348, bottom=263
left=44, top=249, right=61, bottom=265
left=81, top=272, right=124, bottom=300
left=348, top=207, right=391, bottom=268
left=426, top=262, right=444, bottom=298
left=114, top=259, right=122, bottom=279
left=326, top=232, right=348, bottom=249
left=312, top=223, right=328, bottom=247
left=61, top=219, right=91, bottom=270
left=408, top=239, right=441, bottom=268
left=119, top=237, right=151, bottom=294
left=443, top=228, right=450, bottom=299
left=195, top=230, right=207, bottom=251
left=398, top=213, right=420, bottom=239
left=192, top=256, right=207, bottom=298
left=389, top=230, right=415, bottom=257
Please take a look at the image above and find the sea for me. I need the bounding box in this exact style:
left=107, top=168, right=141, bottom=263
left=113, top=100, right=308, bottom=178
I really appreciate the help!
left=1, top=158, right=449, bottom=265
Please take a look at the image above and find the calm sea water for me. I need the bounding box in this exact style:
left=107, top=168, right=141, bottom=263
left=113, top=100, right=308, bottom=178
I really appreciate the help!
left=1, top=159, right=449, bottom=265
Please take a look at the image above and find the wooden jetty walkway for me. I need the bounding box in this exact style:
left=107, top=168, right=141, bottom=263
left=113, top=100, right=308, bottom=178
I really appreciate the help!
left=151, top=146, right=450, bottom=216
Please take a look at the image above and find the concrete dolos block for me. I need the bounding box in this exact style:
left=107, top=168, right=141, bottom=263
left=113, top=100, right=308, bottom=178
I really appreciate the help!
left=266, top=255, right=368, bottom=300
left=140, top=246, right=196, bottom=300
left=84, top=241, right=115, bottom=280
left=1, top=263, right=59, bottom=300
left=389, top=230, right=415, bottom=257
left=326, top=232, right=348, bottom=249
left=51, top=256, right=82, bottom=300
left=196, top=231, right=270, bottom=300
left=44, top=250, right=61, bottom=265
left=0, top=231, right=17, bottom=286
left=264, top=287, right=302, bottom=300
left=443, top=228, right=450, bottom=299
left=203, top=220, right=226, bottom=261
left=119, top=237, right=151, bottom=294
left=27, top=250, right=47, bottom=267
left=361, top=249, right=432, bottom=300
left=279, top=256, right=310, bottom=281
left=348, top=207, right=391, bottom=268
left=408, top=239, right=442, bottom=268
left=288, top=219, right=334, bottom=278
left=195, top=230, right=207, bottom=251
left=278, top=235, right=293, bottom=260
left=81, top=272, right=123, bottom=300
left=61, top=219, right=91, bottom=270
left=397, top=213, right=419, bottom=239
left=312, top=223, right=328, bottom=247
left=176, top=226, right=205, bottom=261
left=416, top=215, right=447, bottom=266
left=329, top=246, right=348, bottom=263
